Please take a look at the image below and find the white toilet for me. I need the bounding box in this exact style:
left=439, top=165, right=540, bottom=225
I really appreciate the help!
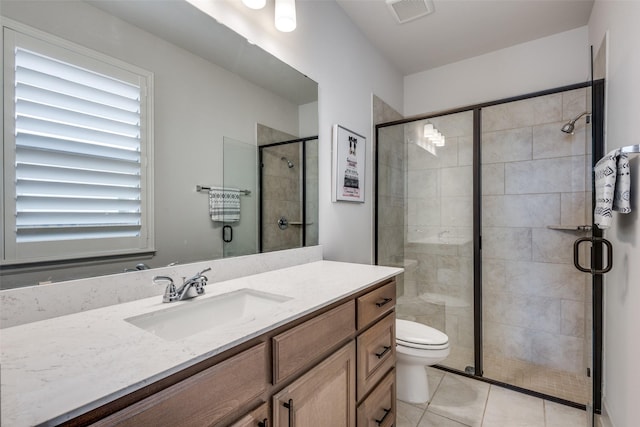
left=395, top=319, right=450, bottom=404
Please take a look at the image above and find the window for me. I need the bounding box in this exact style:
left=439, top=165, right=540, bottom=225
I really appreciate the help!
left=2, top=24, right=154, bottom=264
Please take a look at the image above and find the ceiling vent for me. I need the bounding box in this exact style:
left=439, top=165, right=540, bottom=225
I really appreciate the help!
left=386, top=0, right=435, bottom=24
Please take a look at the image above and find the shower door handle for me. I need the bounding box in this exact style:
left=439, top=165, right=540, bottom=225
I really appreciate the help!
left=223, top=225, right=233, bottom=243
left=573, top=237, right=613, bottom=274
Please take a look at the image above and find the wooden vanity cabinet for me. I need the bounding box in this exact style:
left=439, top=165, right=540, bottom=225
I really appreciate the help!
left=355, top=280, right=396, bottom=427
left=84, top=279, right=397, bottom=427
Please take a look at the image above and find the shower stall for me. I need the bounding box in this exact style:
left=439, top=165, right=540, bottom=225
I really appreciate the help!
left=259, top=137, right=319, bottom=252
left=221, top=134, right=318, bottom=258
left=376, top=81, right=605, bottom=416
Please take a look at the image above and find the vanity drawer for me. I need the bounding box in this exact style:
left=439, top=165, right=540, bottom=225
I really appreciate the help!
left=273, top=300, right=356, bottom=385
left=356, top=312, right=395, bottom=400
left=356, top=369, right=395, bottom=427
left=357, top=280, right=396, bottom=330
left=92, top=343, right=268, bottom=427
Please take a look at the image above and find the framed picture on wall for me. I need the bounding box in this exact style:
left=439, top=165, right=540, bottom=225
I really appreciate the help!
left=332, top=124, right=366, bottom=203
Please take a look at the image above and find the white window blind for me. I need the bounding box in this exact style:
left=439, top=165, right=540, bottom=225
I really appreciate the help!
left=3, top=25, right=154, bottom=264
left=15, top=48, right=143, bottom=242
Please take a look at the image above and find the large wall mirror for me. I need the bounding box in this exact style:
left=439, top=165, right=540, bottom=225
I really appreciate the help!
left=0, top=0, right=319, bottom=289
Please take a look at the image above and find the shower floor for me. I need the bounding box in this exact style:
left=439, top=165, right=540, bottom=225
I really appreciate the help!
left=442, top=345, right=589, bottom=405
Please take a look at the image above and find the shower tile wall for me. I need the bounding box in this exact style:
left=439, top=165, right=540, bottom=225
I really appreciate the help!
left=481, top=88, right=591, bottom=376
left=261, top=143, right=302, bottom=252
left=257, top=125, right=309, bottom=253
left=400, top=111, right=475, bottom=371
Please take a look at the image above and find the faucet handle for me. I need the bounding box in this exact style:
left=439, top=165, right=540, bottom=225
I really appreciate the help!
left=153, top=276, right=176, bottom=303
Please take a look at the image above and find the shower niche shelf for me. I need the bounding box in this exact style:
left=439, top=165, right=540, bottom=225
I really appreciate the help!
left=546, top=225, right=592, bottom=232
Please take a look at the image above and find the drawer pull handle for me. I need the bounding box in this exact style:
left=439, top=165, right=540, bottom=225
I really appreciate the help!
left=283, top=399, right=294, bottom=427
left=375, top=408, right=392, bottom=425
left=375, top=297, right=393, bottom=308
left=258, top=419, right=268, bottom=427
left=375, top=345, right=392, bottom=359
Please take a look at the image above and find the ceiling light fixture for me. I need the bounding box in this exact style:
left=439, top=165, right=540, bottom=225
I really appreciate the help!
left=242, top=0, right=266, bottom=10
left=275, top=0, right=297, bottom=32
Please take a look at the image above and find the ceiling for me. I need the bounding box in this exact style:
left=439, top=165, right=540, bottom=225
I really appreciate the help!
left=88, top=0, right=318, bottom=105
left=335, top=0, right=595, bottom=76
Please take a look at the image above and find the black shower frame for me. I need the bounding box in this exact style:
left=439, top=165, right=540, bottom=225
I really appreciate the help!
left=374, top=80, right=605, bottom=413
left=258, top=136, right=318, bottom=253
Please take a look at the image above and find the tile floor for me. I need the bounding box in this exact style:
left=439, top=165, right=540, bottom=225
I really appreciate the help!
left=397, top=368, right=588, bottom=427
left=445, top=345, right=589, bottom=404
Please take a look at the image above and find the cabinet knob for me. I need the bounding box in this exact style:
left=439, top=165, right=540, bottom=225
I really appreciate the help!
left=258, top=418, right=268, bottom=427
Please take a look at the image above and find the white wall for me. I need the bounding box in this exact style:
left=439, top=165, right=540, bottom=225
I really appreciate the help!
left=187, top=0, right=404, bottom=264
left=588, top=2, right=640, bottom=426
left=404, top=26, right=590, bottom=116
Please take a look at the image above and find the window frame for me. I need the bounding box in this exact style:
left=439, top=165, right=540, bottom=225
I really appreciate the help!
left=2, top=19, right=155, bottom=265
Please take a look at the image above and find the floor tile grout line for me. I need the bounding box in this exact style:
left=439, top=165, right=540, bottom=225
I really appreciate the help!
left=480, top=384, right=493, bottom=426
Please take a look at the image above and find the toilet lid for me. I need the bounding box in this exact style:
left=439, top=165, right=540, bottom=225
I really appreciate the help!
left=396, top=319, right=449, bottom=346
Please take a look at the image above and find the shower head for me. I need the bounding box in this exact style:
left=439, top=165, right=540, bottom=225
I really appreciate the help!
left=561, top=111, right=590, bottom=135
left=281, top=156, right=294, bottom=168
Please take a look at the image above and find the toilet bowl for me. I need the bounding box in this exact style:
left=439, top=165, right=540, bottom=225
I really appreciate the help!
left=396, top=319, right=450, bottom=404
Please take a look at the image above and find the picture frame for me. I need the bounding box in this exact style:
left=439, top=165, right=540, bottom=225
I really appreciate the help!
left=332, top=124, right=366, bottom=203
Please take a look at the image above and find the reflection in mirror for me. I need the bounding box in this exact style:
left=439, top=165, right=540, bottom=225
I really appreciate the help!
left=259, top=136, right=318, bottom=253
left=222, top=137, right=259, bottom=258
left=0, top=0, right=318, bottom=289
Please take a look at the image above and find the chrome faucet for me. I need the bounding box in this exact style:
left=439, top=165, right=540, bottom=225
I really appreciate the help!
left=153, top=267, right=211, bottom=303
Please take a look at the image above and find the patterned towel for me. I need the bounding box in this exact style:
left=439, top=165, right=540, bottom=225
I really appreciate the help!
left=209, top=187, right=240, bottom=223
left=594, top=149, right=632, bottom=229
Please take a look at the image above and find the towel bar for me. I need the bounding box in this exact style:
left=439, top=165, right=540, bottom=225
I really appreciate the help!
left=196, top=185, right=251, bottom=195
left=620, top=144, right=639, bottom=154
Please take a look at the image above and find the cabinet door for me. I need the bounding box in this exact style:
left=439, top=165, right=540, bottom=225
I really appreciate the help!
left=273, top=342, right=356, bottom=427
left=231, top=403, right=269, bottom=427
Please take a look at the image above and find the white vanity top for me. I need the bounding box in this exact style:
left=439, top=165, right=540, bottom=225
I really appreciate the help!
left=0, top=260, right=402, bottom=426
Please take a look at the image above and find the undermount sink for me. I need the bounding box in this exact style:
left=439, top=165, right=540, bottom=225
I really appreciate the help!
left=126, top=288, right=292, bottom=341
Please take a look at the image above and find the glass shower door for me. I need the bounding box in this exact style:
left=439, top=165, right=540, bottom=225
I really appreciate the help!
left=480, top=88, right=593, bottom=406
left=222, top=137, right=258, bottom=258
left=378, top=110, right=476, bottom=374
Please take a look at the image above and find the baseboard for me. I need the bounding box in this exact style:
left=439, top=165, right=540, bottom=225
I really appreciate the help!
left=597, top=401, right=614, bottom=427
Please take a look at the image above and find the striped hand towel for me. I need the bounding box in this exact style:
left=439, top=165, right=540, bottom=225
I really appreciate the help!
left=594, top=149, right=632, bottom=229
left=209, top=187, right=240, bottom=223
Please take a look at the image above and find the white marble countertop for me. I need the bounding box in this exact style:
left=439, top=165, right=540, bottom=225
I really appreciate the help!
left=1, top=260, right=402, bottom=427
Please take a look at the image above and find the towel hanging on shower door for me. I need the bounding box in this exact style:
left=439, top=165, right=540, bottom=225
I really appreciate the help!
left=208, top=187, right=240, bottom=222
left=594, top=148, right=631, bottom=229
